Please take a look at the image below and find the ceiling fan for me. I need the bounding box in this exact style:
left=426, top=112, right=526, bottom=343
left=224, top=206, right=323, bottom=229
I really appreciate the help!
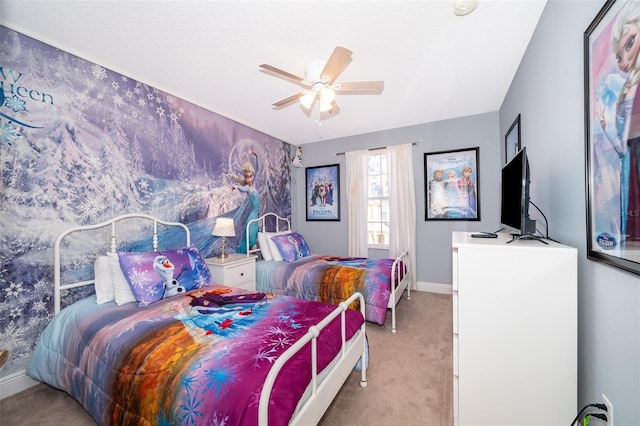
left=259, top=46, right=384, bottom=114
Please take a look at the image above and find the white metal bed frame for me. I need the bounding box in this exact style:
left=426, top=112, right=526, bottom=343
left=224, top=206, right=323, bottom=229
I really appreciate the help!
left=53, top=213, right=367, bottom=426
left=53, top=213, right=190, bottom=315
left=246, top=212, right=411, bottom=333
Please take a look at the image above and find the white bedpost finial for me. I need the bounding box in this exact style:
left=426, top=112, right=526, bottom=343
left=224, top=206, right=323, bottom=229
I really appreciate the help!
left=212, top=218, right=235, bottom=259
left=153, top=221, right=158, bottom=252
left=110, top=223, right=117, bottom=253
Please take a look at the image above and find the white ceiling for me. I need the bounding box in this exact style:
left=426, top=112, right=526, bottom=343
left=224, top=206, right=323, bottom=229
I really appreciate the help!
left=2, top=1, right=546, bottom=146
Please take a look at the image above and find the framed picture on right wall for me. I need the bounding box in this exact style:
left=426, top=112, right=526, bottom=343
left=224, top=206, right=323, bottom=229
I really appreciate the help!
left=585, top=0, right=640, bottom=275
left=505, top=114, right=521, bottom=164
left=424, top=147, right=480, bottom=221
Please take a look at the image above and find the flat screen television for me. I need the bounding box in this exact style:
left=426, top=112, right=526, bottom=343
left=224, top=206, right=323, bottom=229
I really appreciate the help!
left=500, top=147, right=536, bottom=237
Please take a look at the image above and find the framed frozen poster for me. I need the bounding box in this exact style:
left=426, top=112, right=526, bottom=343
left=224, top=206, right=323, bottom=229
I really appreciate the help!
left=424, top=147, right=480, bottom=221
left=305, top=164, right=340, bottom=221
left=585, top=0, right=640, bottom=274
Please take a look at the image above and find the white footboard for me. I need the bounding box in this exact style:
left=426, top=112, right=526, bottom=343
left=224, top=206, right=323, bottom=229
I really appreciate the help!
left=259, top=292, right=367, bottom=426
left=387, top=251, right=410, bottom=334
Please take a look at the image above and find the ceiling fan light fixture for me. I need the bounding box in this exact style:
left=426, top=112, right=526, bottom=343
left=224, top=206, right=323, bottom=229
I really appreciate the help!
left=319, top=86, right=336, bottom=105
left=300, top=91, right=316, bottom=109
left=262, top=46, right=383, bottom=115
left=319, top=100, right=333, bottom=113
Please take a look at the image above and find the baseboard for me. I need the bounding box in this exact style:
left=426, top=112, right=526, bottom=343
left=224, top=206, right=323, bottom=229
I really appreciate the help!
left=416, top=281, right=452, bottom=294
left=0, top=369, right=38, bottom=400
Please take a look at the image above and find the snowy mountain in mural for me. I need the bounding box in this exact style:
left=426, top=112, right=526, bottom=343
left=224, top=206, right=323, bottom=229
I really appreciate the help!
left=0, top=26, right=291, bottom=376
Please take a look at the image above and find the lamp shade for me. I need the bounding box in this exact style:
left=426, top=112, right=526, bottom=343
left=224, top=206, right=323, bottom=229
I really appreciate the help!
left=212, top=217, right=235, bottom=237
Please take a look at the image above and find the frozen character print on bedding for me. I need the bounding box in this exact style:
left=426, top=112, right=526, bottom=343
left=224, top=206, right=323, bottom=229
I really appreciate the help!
left=26, top=285, right=364, bottom=426
left=175, top=287, right=270, bottom=335
left=154, top=254, right=186, bottom=298
left=259, top=254, right=403, bottom=324
left=118, top=246, right=214, bottom=307
left=288, top=235, right=304, bottom=260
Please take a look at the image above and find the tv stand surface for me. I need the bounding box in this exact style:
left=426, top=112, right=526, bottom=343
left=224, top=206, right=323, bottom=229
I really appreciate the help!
left=507, top=233, right=548, bottom=244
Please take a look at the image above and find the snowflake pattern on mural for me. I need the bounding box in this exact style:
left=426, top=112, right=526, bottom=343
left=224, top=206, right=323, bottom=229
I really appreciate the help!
left=0, top=119, right=19, bottom=146
left=0, top=26, right=291, bottom=377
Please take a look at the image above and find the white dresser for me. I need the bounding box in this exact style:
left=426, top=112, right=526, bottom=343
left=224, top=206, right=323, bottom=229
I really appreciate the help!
left=452, top=232, right=577, bottom=425
left=205, top=254, right=257, bottom=291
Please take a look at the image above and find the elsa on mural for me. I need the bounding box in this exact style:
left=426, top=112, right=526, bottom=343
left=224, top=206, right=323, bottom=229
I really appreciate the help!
left=229, top=150, right=259, bottom=253
left=596, top=0, right=640, bottom=243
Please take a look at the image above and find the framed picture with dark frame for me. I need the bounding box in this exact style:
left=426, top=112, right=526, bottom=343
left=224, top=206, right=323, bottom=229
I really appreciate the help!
left=505, top=114, right=521, bottom=164
left=305, top=164, right=340, bottom=221
left=424, top=147, right=480, bottom=221
left=585, top=0, right=640, bottom=275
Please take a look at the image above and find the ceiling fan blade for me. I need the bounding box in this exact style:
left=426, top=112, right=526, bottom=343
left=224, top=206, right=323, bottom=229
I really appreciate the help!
left=335, top=81, right=384, bottom=93
left=321, top=46, right=353, bottom=84
left=260, top=64, right=308, bottom=85
left=327, top=101, right=340, bottom=114
left=272, top=92, right=305, bottom=108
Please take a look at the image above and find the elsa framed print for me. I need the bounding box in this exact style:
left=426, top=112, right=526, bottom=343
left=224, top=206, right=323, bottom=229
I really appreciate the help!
left=585, top=0, right=640, bottom=274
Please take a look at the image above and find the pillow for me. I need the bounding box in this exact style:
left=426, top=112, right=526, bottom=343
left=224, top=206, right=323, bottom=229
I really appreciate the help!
left=107, top=252, right=137, bottom=305
left=270, top=232, right=312, bottom=262
left=118, top=246, right=213, bottom=307
left=257, top=232, right=273, bottom=261
left=266, top=230, right=291, bottom=262
left=94, top=256, right=115, bottom=304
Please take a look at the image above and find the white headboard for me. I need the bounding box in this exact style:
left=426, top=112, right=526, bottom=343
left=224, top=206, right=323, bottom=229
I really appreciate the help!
left=245, top=212, right=291, bottom=257
left=54, top=213, right=190, bottom=314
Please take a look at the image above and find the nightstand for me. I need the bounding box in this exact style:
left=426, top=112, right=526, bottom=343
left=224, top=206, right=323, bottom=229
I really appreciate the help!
left=205, top=253, right=257, bottom=291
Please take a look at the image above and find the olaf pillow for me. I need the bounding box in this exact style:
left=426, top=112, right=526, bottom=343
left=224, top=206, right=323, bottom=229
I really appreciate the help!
left=118, top=246, right=213, bottom=307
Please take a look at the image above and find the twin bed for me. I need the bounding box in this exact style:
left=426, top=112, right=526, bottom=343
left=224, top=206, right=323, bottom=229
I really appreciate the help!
left=27, top=214, right=368, bottom=426
left=246, top=213, right=411, bottom=333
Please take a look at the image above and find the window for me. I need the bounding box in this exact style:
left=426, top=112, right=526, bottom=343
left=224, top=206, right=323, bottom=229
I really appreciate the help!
left=367, top=152, right=389, bottom=246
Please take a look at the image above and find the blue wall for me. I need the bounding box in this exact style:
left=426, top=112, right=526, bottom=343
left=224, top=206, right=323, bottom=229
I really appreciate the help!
left=292, top=112, right=499, bottom=286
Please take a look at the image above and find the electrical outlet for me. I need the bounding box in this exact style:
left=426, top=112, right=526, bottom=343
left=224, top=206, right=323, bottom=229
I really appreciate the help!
left=602, top=393, right=613, bottom=426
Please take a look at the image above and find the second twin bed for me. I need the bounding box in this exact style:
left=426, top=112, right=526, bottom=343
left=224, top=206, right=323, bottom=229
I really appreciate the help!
left=246, top=213, right=411, bottom=333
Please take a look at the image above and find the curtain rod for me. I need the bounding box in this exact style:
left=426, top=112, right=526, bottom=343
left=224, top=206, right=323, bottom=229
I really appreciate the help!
left=333, top=141, right=420, bottom=156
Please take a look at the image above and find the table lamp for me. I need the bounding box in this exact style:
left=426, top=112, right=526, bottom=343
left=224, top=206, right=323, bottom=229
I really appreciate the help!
left=212, top=217, right=235, bottom=259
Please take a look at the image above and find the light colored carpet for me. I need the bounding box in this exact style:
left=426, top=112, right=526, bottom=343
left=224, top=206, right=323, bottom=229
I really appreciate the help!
left=1, top=291, right=453, bottom=425
left=320, top=291, right=453, bottom=426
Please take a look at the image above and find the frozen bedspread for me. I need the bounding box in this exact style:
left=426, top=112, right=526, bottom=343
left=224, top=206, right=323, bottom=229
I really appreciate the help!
left=26, top=285, right=364, bottom=426
left=256, top=255, right=403, bottom=325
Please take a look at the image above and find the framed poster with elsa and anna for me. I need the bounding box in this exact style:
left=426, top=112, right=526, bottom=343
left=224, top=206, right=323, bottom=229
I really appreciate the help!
left=424, top=147, right=480, bottom=221
left=585, top=0, right=640, bottom=274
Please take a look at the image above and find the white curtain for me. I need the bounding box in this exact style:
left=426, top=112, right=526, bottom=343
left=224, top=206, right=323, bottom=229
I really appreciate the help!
left=387, top=143, right=417, bottom=289
left=346, top=149, right=369, bottom=257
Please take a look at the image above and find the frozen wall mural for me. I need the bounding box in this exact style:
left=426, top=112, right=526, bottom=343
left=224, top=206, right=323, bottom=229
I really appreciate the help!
left=0, top=26, right=291, bottom=377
